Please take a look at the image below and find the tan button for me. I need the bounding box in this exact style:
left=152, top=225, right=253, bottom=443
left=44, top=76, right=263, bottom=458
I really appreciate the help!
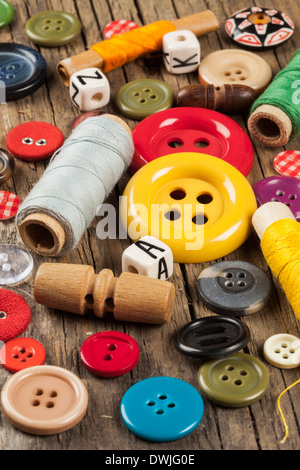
left=263, top=334, right=300, bottom=369
left=1, top=365, right=88, bottom=435
left=198, top=49, right=272, bottom=92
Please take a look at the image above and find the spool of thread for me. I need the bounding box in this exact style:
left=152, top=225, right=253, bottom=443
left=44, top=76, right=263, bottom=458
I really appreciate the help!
left=57, top=10, right=220, bottom=86
left=252, top=202, right=300, bottom=318
left=16, top=115, right=134, bottom=257
left=248, top=50, right=300, bottom=147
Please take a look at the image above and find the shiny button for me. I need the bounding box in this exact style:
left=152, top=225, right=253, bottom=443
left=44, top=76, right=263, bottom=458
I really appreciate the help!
left=253, top=175, right=300, bottom=221
left=115, top=79, right=175, bottom=120
left=0, top=148, right=14, bottom=185
left=263, top=334, right=300, bottom=369
left=0, top=43, right=47, bottom=101
left=273, top=150, right=300, bottom=178
left=0, top=244, right=33, bottom=286
left=198, top=352, right=269, bottom=407
left=121, top=152, right=257, bottom=263
left=80, top=331, right=139, bottom=377
left=25, top=11, right=81, bottom=47
left=130, top=107, right=254, bottom=175
left=0, top=0, right=14, bottom=29
left=0, top=190, right=20, bottom=220
left=0, top=337, right=46, bottom=373
left=120, top=376, right=204, bottom=442
left=0, top=289, right=31, bottom=342
left=197, top=260, right=272, bottom=316
left=1, top=365, right=88, bottom=435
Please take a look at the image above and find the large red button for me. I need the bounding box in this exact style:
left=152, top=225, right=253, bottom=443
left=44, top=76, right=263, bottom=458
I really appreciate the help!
left=80, top=331, right=139, bottom=377
left=0, top=191, right=20, bottom=220
left=0, top=337, right=46, bottom=373
left=0, top=289, right=31, bottom=342
left=130, top=107, right=254, bottom=176
left=6, top=121, right=64, bottom=162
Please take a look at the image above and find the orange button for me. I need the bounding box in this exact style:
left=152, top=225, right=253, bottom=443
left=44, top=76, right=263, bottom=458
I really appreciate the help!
left=0, top=337, right=46, bottom=373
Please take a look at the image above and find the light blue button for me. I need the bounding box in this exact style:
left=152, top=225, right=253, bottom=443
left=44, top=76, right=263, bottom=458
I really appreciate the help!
left=120, top=376, right=204, bottom=442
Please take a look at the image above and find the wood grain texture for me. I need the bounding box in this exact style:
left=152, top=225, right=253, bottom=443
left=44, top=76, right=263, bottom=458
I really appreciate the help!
left=0, top=0, right=299, bottom=451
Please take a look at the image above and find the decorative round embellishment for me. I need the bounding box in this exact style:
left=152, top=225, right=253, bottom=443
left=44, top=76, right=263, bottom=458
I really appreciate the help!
left=273, top=150, right=300, bottom=179
left=0, top=191, right=20, bottom=220
left=263, top=333, right=300, bottom=369
left=0, top=0, right=14, bottom=29
left=103, top=19, right=139, bottom=39
left=0, top=244, right=33, bottom=286
left=0, top=289, right=31, bottom=342
left=0, top=337, right=46, bottom=373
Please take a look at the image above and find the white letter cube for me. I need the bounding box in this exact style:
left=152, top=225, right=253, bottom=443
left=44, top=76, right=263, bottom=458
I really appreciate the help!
left=69, top=67, right=110, bottom=111
left=122, top=236, right=173, bottom=280
left=162, top=30, right=200, bottom=74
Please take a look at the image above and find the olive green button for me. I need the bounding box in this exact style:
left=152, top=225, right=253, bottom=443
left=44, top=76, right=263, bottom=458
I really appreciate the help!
left=0, top=0, right=14, bottom=29
left=115, top=79, right=175, bottom=120
left=25, top=10, right=81, bottom=47
left=198, top=352, right=269, bottom=407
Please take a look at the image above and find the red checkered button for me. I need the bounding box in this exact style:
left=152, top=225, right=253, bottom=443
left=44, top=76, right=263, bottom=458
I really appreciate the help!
left=0, top=191, right=20, bottom=220
left=273, top=150, right=300, bottom=178
left=103, top=19, right=139, bottom=39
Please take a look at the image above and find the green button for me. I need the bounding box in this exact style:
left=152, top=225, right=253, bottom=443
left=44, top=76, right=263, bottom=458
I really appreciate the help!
left=198, top=352, right=269, bottom=407
left=115, top=79, right=175, bottom=120
left=0, top=0, right=14, bottom=29
left=25, top=10, right=81, bottom=47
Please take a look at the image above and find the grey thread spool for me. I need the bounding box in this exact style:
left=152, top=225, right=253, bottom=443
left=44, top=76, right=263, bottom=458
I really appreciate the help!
left=16, top=114, right=134, bottom=257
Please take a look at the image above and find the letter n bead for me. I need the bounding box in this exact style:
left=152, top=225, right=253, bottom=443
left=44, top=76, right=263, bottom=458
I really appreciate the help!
left=122, top=236, right=173, bottom=280
left=162, top=30, right=200, bottom=74
left=69, top=67, right=110, bottom=111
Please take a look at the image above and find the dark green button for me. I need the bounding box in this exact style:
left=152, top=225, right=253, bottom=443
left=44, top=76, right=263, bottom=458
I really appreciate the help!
left=25, top=10, right=81, bottom=47
left=0, top=0, right=14, bottom=29
left=115, top=79, right=175, bottom=120
left=198, top=352, right=269, bottom=407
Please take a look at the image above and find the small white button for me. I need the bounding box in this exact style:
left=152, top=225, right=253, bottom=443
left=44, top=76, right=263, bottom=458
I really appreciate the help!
left=263, top=333, right=300, bottom=369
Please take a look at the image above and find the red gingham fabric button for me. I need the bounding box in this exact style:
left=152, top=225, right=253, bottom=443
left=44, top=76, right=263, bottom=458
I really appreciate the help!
left=0, top=191, right=20, bottom=220
left=103, top=19, right=139, bottom=39
left=274, top=150, right=300, bottom=178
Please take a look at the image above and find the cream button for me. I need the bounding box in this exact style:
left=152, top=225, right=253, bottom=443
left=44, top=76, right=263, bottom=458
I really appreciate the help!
left=1, top=365, right=88, bottom=435
left=263, top=334, right=300, bottom=369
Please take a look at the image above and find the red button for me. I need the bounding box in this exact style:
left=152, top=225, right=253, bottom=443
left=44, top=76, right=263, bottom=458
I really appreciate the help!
left=0, top=289, right=31, bottom=342
left=0, top=337, right=46, bottom=373
left=6, top=121, right=64, bottom=162
left=0, top=191, right=20, bottom=220
left=103, top=19, right=139, bottom=39
left=273, top=150, right=300, bottom=178
left=80, top=331, right=139, bottom=377
left=130, top=107, right=254, bottom=176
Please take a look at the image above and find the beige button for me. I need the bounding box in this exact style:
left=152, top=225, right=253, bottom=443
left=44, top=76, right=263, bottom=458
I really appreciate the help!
left=263, top=334, right=300, bottom=369
left=198, top=49, right=272, bottom=92
left=1, top=365, right=88, bottom=435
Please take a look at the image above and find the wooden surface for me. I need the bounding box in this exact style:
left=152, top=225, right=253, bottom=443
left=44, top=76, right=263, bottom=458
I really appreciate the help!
left=0, top=0, right=300, bottom=452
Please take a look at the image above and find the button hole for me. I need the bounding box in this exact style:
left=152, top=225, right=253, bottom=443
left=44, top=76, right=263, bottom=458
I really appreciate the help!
left=156, top=409, right=164, bottom=415
left=107, top=343, right=117, bottom=351
left=46, top=401, right=55, bottom=408
left=226, top=366, right=234, bottom=371
left=289, top=194, right=296, bottom=200
left=49, top=391, right=57, bottom=397
left=27, top=353, right=33, bottom=358
left=34, top=388, right=44, bottom=396
left=192, top=214, right=208, bottom=225
left=168, top=139, right=184, bottom=148
left=150, top=95, right=157, bottom=99
left=234, top=379, right=243, bottom=386
left=224, top=71, right=231, bottom=76
left=282, top=354, right=289, bottom=359
left=165, top=209, right=181, bottom=221
left=225, top=280, right=234, bottom=287
left=103, top=354, right=113, bottom=361
left=168, top=403, right=176, bottom=408
left=139, top=98, right=146, bottom=103
left=32, top=400, right=40, bottom=406
left=221, top=375, right=229, bottom=381
left=158, top=394, right=167, bottom=400
left=240, top=370, right=248, bottom=376
left=133, top=92, right=140, bottom=96
left=20, top=359, right=27, bottom=363
left=197, top=194, right=213, bottom=204
left=276, top=190, right=284, bottom=196
left=281, top=343, right=288, bottom=348
left=170, top=189, right=186, bottom=200
left=275, top=348, right=280, bottom=353
left=147, top=401, right=155, bottom=406
left=289, top=349, right=295, bottom=354
left=12, top=354, right=19, bottom=359
left=225, top=272, right=233, bottom=278
left=238, top=281, right=246, bottom=287
left=194, top=139, right=209, bottom=149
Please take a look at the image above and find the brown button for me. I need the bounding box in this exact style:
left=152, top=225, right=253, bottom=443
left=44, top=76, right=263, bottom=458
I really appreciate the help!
left=1, top=365, right=88, bottom=435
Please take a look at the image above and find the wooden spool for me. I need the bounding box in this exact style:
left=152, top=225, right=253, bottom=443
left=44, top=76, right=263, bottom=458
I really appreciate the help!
left=57, top=10, right=220, bottom=86
left=247, top=104, right=293, bottom=147
left=34, top=263, right=175, bottom=325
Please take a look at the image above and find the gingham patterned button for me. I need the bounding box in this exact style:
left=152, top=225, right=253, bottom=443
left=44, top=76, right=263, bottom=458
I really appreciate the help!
left=103, top=19, right=138, bottom=39
left=273, top=150, right=300, bottom=178
left=0, top=191, right=20, bottom=220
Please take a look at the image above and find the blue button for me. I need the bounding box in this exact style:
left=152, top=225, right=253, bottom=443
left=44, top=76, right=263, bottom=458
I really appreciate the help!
left=0, top=43, right=47, bottom=101
left=120, top=376, right=204, bottom=442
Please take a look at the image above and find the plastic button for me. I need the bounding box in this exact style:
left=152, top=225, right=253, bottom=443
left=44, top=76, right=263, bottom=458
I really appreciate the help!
left=198, top=352, right=269, bottom=407
left=198, top=49, right=272, bottom=92
left=80, top=331, right=139, bottom=377
left=0, top=244, right=33, bottom=286
left=1, top=365, right=88, bottom=435
left=273, top=150, right=300, bottom=178
left=6, top=121, right=64, bottom=162
left=0, top=289, right=31, bottom=342
left=25, top=10, right=81, bottom=47
left=121, top=152, right=257, bottom=263
left=0, top=337, right=46, bottom=373
left=263, top=334, right=300, bottom=369
left=175, top=316, right=250, bottom=360
left=130, top=107, right=254, bottom=175
left=197, top=260, right=272, bottom=316
left=225, top=7, right=294, bottom=49
left=0, top=43, right=47, bottom=101
left=0, top=148, right=14, bottom=185
left=0, top=0, right=14, bottom=29
left=120, top=376, right=204, bottom=442
left=0, top=190, right=20, bottom=220
left=103, top=19, right=138, bottom=39
left=253, top=175, right=300, bottom=221
left=115, top=79, right=175, bottom=120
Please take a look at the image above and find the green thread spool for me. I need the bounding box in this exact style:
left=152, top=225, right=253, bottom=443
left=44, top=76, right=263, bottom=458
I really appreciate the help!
left=248, top=50, right=300, bottom=147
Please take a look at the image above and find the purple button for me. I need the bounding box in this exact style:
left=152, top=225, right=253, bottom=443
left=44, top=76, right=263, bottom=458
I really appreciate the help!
left=253, top=175, right=300, bottom=221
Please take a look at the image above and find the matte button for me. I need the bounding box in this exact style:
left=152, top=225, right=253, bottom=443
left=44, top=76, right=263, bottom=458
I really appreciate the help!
left=273, top=150, right=300, bottom=178
left=0, top=190, right=20, bottom=220
left=198, top=352, right=269, bottom=407
left=0, top=337, right=46, bottom=373
left=80, top=331, right=139, bottom=377
left=1, top=365, right=88, bottom=435
left=0, top=0, right=14, bottom=29
left=120, top=376, right=204, bottom=442
left=0, top=289, right=31, bottom=342
left=253, top=175, right=300, bottom=221
left=103, top=19, right=138, bottom=39
left=0, top=43, right=47, bottom=101
left=197, top=260, right=272, bottom=316
left=263, top=334, right=300, bottom=369
left=225, top=7, right=294, bottom=49
left=25, top=11, right=81, bottom=47
left=0, top=148, right=14, bottom=185
left=175, top=316, right=250, bottom=360
left=0, top=244, right=33, bottom=286
left=115, top=79, right=175, bottom=120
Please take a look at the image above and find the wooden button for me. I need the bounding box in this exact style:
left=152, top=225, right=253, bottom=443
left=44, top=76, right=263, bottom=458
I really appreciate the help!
left=0, top=149, right=14, bottom=185
left=198, top=49, right=272, bottom=92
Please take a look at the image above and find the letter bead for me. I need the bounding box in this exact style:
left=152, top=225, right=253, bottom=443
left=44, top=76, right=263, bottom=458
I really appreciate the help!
left=122, top=236, right=173, bottom=280
left=69, top=67, right=110, bottom=111
left=162, top=30, right=200, bottom=74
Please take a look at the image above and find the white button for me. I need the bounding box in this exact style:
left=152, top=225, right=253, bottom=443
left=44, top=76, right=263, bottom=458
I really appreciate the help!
left=263, top=333, right=300, bottom=369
